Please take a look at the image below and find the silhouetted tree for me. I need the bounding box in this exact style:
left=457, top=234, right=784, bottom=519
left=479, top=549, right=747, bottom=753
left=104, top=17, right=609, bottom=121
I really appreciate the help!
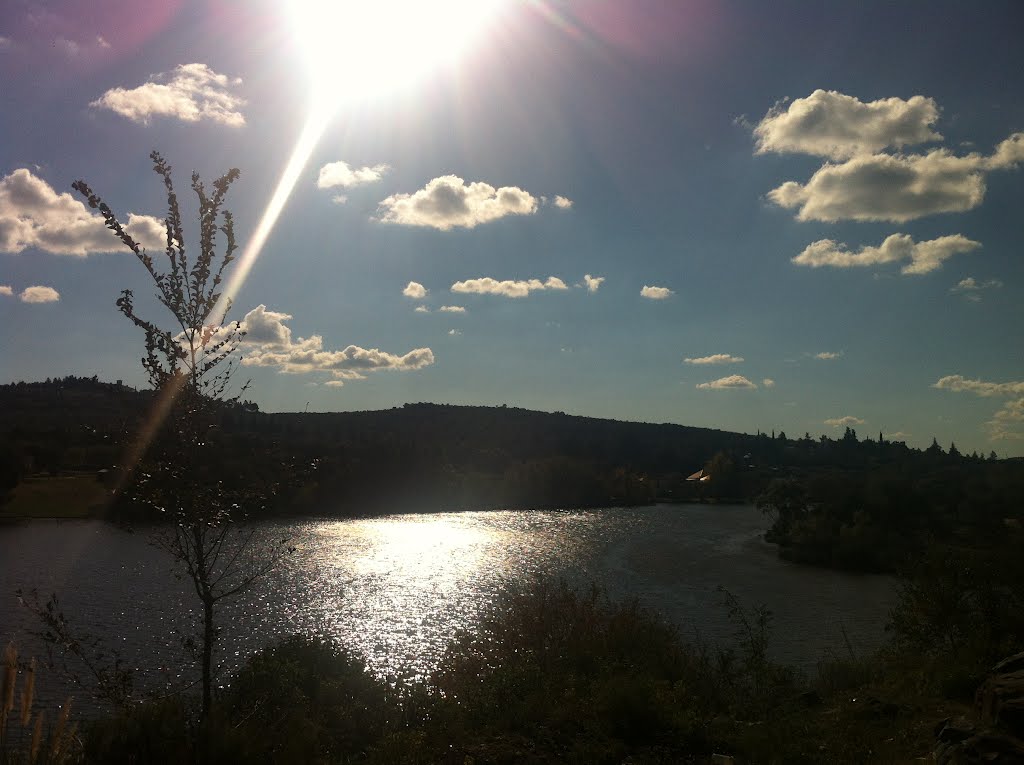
left=73, top=153, right=294, bottom=719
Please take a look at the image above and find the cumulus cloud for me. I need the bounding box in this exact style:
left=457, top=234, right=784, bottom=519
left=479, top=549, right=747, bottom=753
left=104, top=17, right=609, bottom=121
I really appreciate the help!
left=553, top=195, right=573, bottom=209
left=0, top=285, right=11, bottom=296
left=768, top=135, right=1024, bottom=223
left=0, top=168, right=163, bottom=256
left=448, top=329, right=461, bottom=336
left=951, top=276, right=1002, bottom=301
left=815, top=351, right=843, bottom=360
left=793, top=233, right=980, bottom=275
left=934, top=374, right=1024, bottom=441
left=414, top=305, right=430, bottom=313
left=90, top=63, right=245, bottom=126
left=825, top=416, right=864, bottom=427
left=19, top=285, right=60, bottom=303
left=438, top=305, right=465, bottom=313
left=762, top=378, right=775, bottom=387
left=640, top=285, right=674, bottom=300
left=234, top=305, right=434, bottom=383
left=377, top=175, right=538, bottom=230
left=581, top=274, right=605, bottom=293
left=754, top=90, right=942, bottom=159
left=684, top=354, right=744, bottom=365
left=402, top=281, right=427, bottom=299
left=316, top=161, right=390, bottom=190
left=450, top=276, right=568, bottom=298
left=696, top=375, right=757, bottom=390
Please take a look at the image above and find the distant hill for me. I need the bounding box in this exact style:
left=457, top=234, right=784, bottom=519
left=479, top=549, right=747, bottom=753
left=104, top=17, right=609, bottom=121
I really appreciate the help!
left=0, top=376, right=1008, bottom=519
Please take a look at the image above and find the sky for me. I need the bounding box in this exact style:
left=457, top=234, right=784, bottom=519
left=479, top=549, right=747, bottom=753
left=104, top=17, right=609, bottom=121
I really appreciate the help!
left=1, top=0, right=1023, bottom=457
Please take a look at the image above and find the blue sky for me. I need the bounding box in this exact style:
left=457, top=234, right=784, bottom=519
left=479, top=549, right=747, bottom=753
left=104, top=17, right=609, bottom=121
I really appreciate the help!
left=1, top=0, right=1023, bottom=456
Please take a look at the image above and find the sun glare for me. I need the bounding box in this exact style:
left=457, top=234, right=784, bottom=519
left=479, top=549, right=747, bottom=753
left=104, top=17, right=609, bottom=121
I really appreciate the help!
left=288, top=0, right=504, bottom=105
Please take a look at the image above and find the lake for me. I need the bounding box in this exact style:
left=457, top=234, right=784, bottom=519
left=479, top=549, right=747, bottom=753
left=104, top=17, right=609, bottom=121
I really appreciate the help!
left=0, top=504, right=897, bottom=707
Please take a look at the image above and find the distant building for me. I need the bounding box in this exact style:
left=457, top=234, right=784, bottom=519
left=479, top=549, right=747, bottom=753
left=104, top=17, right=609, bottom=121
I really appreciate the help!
left=686, top=468, right=710, bottom=482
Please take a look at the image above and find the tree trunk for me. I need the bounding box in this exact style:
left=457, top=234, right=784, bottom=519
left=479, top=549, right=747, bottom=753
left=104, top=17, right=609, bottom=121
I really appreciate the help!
left=201, top=596, right=214, bottom=718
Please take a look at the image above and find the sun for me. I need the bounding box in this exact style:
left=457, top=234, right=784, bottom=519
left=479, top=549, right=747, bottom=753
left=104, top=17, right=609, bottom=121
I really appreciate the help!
left=287, top=0, right=505, bottom=107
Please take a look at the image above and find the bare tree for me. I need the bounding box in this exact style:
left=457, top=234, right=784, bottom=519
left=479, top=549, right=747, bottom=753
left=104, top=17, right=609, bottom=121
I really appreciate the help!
left=72, top=152, right=294, bottom=718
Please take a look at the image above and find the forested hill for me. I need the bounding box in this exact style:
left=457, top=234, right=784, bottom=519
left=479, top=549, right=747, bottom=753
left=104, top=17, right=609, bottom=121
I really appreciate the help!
left=2, top=377, right=1018, bottom=519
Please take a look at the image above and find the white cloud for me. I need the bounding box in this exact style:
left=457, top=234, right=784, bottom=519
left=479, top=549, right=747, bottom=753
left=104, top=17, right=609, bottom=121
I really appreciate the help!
left=951, top=276, right=1002, bottom=301
left=825, top=416, right=864, bottom=427
left=793, top=234, right=980, bottom=275
left=696, top=375, right=757, bottom=390
left=235, top=305, right=434, bottom=382
left=0, top=36, right=11, bottom=49
left=331, top=194, right=348, bottom=205
left=815, top=351, right=842, bottom=360
left=414, top=305, right=430, bottom=313
left=684, top=354, right=744, bottom=365
left=935, top=374, right=1024, bottom=441
left=581, top=274, right=605, bottom=293
left=316, top=160, right=390, bottom=190
left=0, top=285, right=12, bottom=296
left=640, top=285, right=673, bottom=300
left=450, top=276, right=568, bottom=298
left=403, top=281, right=427, bottom=299
left=933, top=375, right=1024, bottom=398
left=324, top=380, right=346, bottom=387
left=754, top=90, right=941, bottom=160
left=0, top=168, right=163, bottom=256
left=438, top=305, right=465, bottom=313
left=767, top=134, right=1024, bottom=223
left=885, top=431, right=910, bottom=441
left=90, top=63, right=245, bottom=127
left=553, top=195, right=573, bottom=209
left=762, top=378, right=775, bottom=387
left=448, top=329, right=461, bottom=336
left=19, top=285, right=60, bottom=303
left=377, top=175, right=538, bottom=230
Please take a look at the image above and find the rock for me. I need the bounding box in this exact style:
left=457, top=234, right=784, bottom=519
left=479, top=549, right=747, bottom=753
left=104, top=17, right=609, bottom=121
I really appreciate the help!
left=977, top=652, right=1024, bottom=736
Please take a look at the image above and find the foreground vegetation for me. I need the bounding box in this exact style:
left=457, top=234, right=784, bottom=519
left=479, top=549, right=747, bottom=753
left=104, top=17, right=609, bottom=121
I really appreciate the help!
left=6, top=551, right=1023, bottom=764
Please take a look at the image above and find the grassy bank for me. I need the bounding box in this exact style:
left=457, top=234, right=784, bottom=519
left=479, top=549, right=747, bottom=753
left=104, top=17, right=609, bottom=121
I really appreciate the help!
left=0, top=475, right=108, bottom=519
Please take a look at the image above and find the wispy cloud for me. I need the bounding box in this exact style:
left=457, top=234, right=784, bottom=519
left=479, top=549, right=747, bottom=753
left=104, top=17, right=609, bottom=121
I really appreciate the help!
left=377, top=175, right=538, bottom=230
left=91, top=63, right=245, bottom=126
left=581, top=274, right=605, bottom=293
left=934, top=375, right=1024, bottom=441
left=696, top=375, right=757, bottom=390
left=793, top=234, right=980, bottom=275
left=684, top=354, right=744, bottom=365
left=0, top=168, right=163, bottom=256
left=933, top=375, right=1024, bottom=398
left=950, top=276, right=1002, bottom=301
left=640, top=285, right=674, bottom=300
left=762, top=378, right=775, bottom=387
left=451, top=276, right=568, bottom=298
left=414, top=305, right=430, bottom=313
left=814, top=351, right=843, bottom=360
left=438, top=305, right=465, bottom=313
